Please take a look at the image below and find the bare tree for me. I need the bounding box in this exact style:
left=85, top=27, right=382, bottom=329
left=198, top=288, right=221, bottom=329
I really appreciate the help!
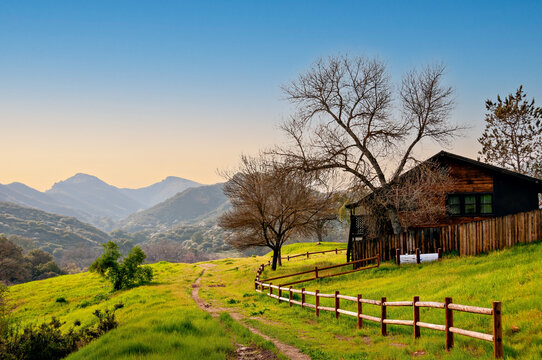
left=218, top=155, right=335, bottom=270
left=354, top=161, right=455, bottom=239
left=277, top=54, right=459, bottom=236
left=478, top=86, right=542, bottom=179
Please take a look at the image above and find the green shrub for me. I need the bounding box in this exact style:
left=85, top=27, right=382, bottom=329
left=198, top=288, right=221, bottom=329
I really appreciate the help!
left=89, top=242, right=153, bottom=290
left=55, top=297, right=67, bottom=304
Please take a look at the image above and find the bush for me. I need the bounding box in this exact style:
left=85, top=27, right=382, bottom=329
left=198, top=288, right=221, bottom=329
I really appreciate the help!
left=55, top=297, right=67, bottom=304
left=0, top=307, right=119, bottom=360
left=89, top=242, right=153, bottom=290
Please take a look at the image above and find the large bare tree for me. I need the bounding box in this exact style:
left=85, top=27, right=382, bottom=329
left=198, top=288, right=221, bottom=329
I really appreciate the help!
left=218, top=155, right=335, bottom=270
left=278, top=55, right=459, bottom=236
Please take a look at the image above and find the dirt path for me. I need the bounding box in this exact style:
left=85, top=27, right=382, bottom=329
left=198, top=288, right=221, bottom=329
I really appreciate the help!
left=191, top=268, right=311, bottom=360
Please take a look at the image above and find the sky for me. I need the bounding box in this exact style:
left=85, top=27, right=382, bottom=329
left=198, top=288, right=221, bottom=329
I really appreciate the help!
left=1, top=0, right=541, bottom=191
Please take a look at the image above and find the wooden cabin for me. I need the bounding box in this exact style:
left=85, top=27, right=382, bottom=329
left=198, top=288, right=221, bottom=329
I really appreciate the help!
left=347, top=151, right=542, bottom=240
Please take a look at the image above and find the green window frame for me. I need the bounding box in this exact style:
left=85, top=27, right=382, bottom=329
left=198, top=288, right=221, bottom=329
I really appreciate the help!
left=446, top=193, right=494, bottom=216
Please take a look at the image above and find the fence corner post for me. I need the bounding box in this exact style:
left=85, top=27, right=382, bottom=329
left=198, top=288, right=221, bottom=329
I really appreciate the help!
left=445, top=297, right=454, bottom=351
left=396, top=249, right=401, bottom=266
left=315, top=290, right=320, bottom=317
left=416, top=248, right=421, bottom=264
left=301, top=288, right=305, bottom=308
left=357, top=294, right=363, bottom=329
left=335, top=291, right=340, bottom=319
left=413, top=296, right=420, bottom=339
left=493, top=301, right=503, bottom=358
left=381, top=297, right=387, bottom=336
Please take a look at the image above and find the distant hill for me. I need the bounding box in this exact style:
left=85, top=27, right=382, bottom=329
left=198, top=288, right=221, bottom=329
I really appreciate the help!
left=117, top=183, right=230, bottom=233
left=0, top=174, right=201, bottom=231
left=46, top=173, right=145, bottom=221
left=120, top=176, right=201, bottom=208
left=0, top=201, right=111, bottom=267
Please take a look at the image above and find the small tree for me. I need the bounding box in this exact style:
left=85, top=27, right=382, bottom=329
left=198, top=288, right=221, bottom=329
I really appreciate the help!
left=89, top=242, right=153, bottom=290
left=478, top=86, right=542, bottom=178
left=219, top=155, right=335, bottom=270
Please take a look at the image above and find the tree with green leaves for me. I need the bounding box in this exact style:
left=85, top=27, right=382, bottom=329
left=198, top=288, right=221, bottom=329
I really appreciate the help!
left=89, top=242, right=153, bottom=290
left=478, top=86, right=542, bottom=178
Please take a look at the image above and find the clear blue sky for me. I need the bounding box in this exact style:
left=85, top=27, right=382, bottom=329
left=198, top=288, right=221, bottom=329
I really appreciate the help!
left=1, top=0, right=541, bottom=190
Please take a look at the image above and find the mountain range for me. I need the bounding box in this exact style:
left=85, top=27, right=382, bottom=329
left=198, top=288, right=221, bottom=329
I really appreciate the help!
left=0, top=174, right=202, bottom=231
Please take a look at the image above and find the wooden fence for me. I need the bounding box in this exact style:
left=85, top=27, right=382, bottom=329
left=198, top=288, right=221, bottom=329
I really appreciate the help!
left=354, top=209, right=542, bottom=262
left=254, top=253, right=504, bottom=358
left=280, top=247, right=346, bottom=261
left=259, top=256, right=378, bottom=287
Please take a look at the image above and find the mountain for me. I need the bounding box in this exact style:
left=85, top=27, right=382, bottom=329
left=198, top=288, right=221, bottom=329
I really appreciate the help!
left=120, top=176, right=201, bottom=208
left=0, top=201, right=111, bottom=267
left=117, top=183, right=230, bottom=233
left=46, top=173, right=145, bottom=221
left=0, top=174, right=202, bottom=231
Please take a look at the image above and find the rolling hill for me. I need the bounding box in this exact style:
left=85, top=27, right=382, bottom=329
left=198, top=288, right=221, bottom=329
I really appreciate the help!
left=0, top=174, right=202, bottom=231
left=116, top=183, right=230, bottom=233
left=5, top=241, right=541, bottom=359
left=0, top=201, right=111, bottom=266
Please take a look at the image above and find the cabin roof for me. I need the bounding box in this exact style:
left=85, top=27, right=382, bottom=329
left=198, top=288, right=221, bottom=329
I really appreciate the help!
left=345, top=150, right=542, bottom=209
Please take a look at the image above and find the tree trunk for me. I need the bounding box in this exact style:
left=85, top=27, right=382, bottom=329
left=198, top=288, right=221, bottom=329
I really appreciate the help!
left=278, top=247, right=282, bottom=266
left=387, top=207, right=403, bottom=235
left=271, top=247, right=279, bottom=270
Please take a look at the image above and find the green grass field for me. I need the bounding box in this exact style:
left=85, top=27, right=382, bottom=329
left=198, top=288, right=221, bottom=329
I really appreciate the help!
left=6, top=241, right=542, bottom=359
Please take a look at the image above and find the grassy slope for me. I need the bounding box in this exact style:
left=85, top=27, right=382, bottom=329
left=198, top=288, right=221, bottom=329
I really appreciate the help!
left=7, top=241, right=542, bottom=359
left=7, top=262, right=278, bottom=359
left=201, top=241, right=542, bottom=360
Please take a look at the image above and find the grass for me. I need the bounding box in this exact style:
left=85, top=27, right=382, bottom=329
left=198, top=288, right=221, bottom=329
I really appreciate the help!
left=6, top=262, right=280, bottom=359
left=201, top=241, right=542, bottom=359
left=6, top=241, right=542, bottom=359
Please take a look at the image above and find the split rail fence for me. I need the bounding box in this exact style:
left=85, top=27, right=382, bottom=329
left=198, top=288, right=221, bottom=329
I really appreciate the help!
left=280, top=247, right=346, bottom=261
left=353, top=208, right=542, bottom=262
left=254, top=253, right=503, bottom=358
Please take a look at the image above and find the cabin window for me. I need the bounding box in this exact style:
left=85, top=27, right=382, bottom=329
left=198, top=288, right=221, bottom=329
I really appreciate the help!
left=446, top=193, right=493, bottom=216
left=464, top=195, right=477, bottom=214
left=446, top=195, right=461, bottom=215
left=480, top=194, right=493, bottom=214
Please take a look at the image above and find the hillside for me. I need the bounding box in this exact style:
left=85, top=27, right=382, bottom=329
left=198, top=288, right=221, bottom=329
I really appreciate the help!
left=120, top=176, right=201, bottom=208
left=6, top=241, right=542, bottom=359
left=117, top=183, right=230, bottom=233
left=0, top=202, right=111, bottom=267
left=0, top=175, right=202, bottom=231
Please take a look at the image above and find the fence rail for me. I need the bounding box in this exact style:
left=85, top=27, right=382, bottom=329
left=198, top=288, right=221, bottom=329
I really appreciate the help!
left=254, top=252, right=503, bottom=358
left=280, top=247, right=346, bottom=261
left=353, top=209, right=542, bottom=262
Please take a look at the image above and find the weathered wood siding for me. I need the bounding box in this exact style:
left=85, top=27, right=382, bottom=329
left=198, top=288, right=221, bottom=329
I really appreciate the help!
left=353, top=209, right=542, bottom=261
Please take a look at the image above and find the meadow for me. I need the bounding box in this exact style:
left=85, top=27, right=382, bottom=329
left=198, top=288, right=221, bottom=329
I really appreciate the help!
left=6, top=241, right=542, bottom=359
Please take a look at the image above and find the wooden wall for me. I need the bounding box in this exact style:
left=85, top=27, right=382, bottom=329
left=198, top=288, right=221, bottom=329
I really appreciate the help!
left=352, top=209, right=542, bottom=262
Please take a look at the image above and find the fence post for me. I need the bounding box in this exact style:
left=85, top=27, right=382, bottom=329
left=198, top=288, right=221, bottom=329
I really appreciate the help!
left=413, top=296, right=420, bottom=339
left=255, top=281, right=258, bottom=290
left=278, top=286, right=282, bottom=303
left=381, top=297, right=387, bottom=336
left=307, top=251, right=309, bottom=259
left=377, top=254, right=380, bottom=267
left=301, top=288, right=305, bottom=308
left=289, top=287, right=292, bottom=307
left=335, top=291, right=340, bottom=319
left=287, top=255, right=290, bottom=261
left=357, top=294, right=363, bottom=329
left=396, top=249, right=401, bottom=266
left=335, top=248, right=338, bottom=254
left=416, top=248, right=421, bottom=264
left=438, top=248, right=442, bottom=259
left=269, top=283, right=273, bottom=297
left=493, top=301, right=503, bottom=358
left=445, top=297, right=453, bottom=351
left=315, top=290, right=320, bottom=317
